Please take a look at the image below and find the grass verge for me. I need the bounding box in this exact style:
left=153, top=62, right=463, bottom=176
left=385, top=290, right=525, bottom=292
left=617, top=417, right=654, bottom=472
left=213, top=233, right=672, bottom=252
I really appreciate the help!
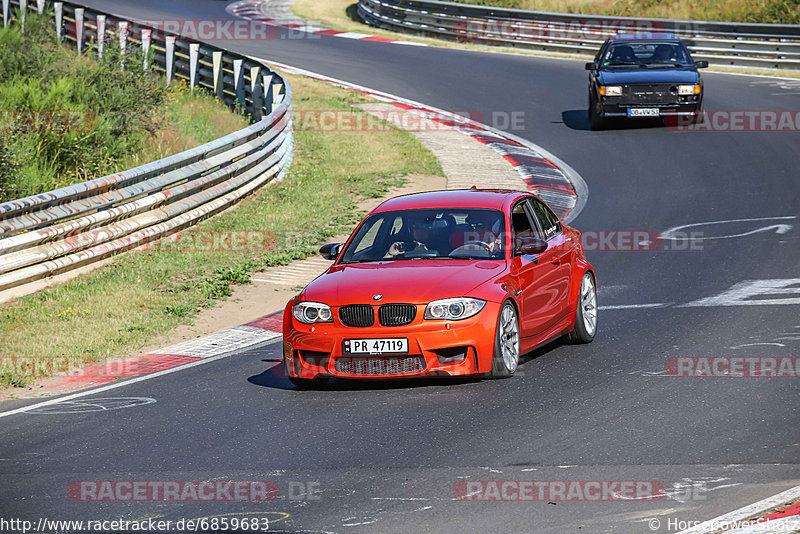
left=0, top=71, right=443, bottom=390
left=0, top=12, right=249, bottom=202
left=292, top=0, right=800, bottom=80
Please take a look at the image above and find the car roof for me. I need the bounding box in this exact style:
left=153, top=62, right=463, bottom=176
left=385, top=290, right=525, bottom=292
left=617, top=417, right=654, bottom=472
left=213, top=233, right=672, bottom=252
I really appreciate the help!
left=370, top=189, right=529, bottom=214
left=611, top=32, right=679, bottom=42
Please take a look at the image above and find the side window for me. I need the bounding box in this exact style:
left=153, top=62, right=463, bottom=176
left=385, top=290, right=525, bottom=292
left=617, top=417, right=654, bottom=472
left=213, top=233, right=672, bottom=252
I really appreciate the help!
left=595, top=43, right=607, bottom=64
left=511, top=201, right=536, bottom=252
left=529, top=198, right=562, bottom=240
left=353, top=217, right=385, bottom=254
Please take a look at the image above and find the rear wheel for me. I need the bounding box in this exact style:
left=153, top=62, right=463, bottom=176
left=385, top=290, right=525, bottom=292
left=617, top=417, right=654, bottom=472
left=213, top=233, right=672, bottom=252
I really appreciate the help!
left=566, top=272, right=597, bottom=344
left=490, top=301, right=520, bottom=378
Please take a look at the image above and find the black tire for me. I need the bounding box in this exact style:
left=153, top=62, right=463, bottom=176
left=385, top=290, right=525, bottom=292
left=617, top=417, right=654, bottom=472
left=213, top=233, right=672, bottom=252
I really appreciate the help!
left=566, top=272, right=597, bottom=344
left=490, top=301, right=520, bottom=378
left=288, top=375, right=330, bottom=390
left=589, top=94, right=605, bottom=131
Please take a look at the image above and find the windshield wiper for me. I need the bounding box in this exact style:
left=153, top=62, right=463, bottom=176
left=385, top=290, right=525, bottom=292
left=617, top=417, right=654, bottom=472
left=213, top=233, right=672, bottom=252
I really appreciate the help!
left=640, top=62, right=691, bottom=68
left=339, top=258, right=386, bottom=264
left=606, top=62, right=640, bottom=67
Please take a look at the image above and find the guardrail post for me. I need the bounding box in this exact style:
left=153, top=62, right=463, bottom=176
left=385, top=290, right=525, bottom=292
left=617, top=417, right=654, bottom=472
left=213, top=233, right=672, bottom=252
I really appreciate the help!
left=96, top=14, right=105, bottom=59
left=272, top=81, right=284, bottom=111
left=74, top=8, right=84, bottom=53
left=54, top=2, right=63, bottom=40
left=233, top=59, right=246, bottom=110
left=19, top=0, right=25, bottom=32
left=165, top=35, right=175, bottom=85
left=212, top=51, right=224, bottom=100
left=142, top=29, right=151, bottom=70
left=36, top=0, right=44, bottom=14
left=189, top=43, right=200, bottom=94
left=2, top=0, right=8, bottom=28
left=262, top=73, right=273, bottom=116
left=249, top=65, right=263, bottom=120
left=118, top=20, right=128, bottom=70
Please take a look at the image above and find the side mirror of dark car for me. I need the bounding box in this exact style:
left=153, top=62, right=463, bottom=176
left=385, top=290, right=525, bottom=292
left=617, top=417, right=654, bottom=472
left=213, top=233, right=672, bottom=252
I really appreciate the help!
left=319, top=243, right=341, bottom=260
left=518, top=237, right=548, bottom=255
left=585, top=62, right=596, bottom=70
left=694, top=60, right=709, bottom=68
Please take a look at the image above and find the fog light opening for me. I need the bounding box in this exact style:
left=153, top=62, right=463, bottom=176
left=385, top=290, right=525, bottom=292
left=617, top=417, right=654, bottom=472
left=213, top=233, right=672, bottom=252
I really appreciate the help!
left=435, top=346, right=469, bottom=364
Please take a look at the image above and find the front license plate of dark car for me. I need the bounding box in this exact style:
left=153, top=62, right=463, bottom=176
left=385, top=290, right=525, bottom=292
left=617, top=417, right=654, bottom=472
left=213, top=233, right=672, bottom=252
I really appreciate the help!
left=343, top=338, right=409, bottom=355
left=628, top=108, right=659, bottom=117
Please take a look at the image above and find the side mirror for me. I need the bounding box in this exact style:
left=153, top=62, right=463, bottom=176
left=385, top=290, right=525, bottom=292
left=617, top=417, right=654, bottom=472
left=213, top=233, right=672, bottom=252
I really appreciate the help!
left=694, top=60, right=709, bottom=68
left=319, top=243, right=341, bottom=261
left=585, top=62, right=596, bottom=71
left=518, top=237, right=548, bottom=255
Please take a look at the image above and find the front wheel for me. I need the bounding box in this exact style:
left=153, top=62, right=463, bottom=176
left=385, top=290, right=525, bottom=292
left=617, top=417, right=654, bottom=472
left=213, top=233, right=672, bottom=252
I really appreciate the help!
left=589, top=94, right=605, bottom=131
left=566, top=272, right=597, bottom=344
left=490, top=301, right=520, bottom=378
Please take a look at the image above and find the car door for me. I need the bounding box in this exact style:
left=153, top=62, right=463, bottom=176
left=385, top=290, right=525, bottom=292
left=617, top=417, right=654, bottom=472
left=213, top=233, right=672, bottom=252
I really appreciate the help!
left=510, top=198, right=562, bottom=338
left=528, top=197, right=576, bottom=324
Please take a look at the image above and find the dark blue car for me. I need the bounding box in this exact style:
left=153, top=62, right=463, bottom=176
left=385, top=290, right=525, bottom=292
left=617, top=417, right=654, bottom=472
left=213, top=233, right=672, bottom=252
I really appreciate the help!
left=586, top=33, right=709, bottom=130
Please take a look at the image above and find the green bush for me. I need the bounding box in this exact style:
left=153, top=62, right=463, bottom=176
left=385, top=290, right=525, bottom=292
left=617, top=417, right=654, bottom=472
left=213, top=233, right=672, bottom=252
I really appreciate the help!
left=0, top=11, right=169, bottom=202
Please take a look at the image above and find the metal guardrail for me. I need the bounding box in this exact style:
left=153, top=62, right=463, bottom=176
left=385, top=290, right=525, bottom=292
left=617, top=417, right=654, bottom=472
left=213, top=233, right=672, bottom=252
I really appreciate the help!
left=0, top=0, right=294, bottom=301
left=358, top=0, right=800, bottom=69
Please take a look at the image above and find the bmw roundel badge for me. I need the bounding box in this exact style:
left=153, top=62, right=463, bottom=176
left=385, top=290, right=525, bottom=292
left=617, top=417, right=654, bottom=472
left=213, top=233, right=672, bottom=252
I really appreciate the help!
left=373, top=294, right=383, bottom=301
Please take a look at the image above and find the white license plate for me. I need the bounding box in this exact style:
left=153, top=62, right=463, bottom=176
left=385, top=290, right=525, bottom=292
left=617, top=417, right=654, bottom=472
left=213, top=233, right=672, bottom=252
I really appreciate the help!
left=343, top=338, right=408, bottom=355
left=628, top=108, right=659, bottom=117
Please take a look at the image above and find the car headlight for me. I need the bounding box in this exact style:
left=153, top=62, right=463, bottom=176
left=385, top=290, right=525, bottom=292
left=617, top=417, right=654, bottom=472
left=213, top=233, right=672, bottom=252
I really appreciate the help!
left=600, top=86, right=622, bottom=96
left=424, top=298, right=486, bottom=321
left=292, top=301, right=333, bottom=324
left=678, top=84, right=701, bottom=95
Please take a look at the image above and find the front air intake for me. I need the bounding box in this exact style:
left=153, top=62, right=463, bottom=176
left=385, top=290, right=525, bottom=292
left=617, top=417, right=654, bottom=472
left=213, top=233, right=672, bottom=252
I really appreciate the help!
left=339, top=305, right=374, bottom=327
left=379, top=304, right=416, bottom=326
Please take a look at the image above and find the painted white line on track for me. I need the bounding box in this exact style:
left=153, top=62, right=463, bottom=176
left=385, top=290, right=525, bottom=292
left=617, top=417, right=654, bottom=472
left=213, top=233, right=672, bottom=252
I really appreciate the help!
left=599, top=303, right=672, bottom=310
left=661, top=216, right=795, bottom=241
left=676, top=484, right=800, bottom=534
left=0, top=337, right=283, bottom=419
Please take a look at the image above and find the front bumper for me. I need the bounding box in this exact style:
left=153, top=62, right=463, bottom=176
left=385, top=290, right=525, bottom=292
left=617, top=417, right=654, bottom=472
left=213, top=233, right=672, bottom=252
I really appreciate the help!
left=600, top=100, right=702, bottom=118
left=283, top=301, right=501, bottom=380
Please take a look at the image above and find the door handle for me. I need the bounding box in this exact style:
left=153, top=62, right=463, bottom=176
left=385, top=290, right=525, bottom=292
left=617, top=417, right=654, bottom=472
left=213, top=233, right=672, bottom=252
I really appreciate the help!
left=551, top=256, right=560, bottom=266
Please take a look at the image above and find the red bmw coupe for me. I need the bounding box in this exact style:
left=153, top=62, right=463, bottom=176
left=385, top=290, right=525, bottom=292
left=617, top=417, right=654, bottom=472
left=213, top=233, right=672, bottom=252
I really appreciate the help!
left=282, top=189, right=596, bottom=387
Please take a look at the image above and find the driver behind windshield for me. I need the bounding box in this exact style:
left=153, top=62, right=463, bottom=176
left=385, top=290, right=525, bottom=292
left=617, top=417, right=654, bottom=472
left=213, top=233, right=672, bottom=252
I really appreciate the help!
left=650, top=44, right=674, bottom=63
left=384, top=212, right=441, bottom=258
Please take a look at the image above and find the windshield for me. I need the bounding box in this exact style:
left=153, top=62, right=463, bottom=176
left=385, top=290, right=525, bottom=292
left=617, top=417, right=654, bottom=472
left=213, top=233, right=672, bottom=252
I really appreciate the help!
left=602, top=41, right=691, bottom=67
left=339, top=208, right=507, bottom=263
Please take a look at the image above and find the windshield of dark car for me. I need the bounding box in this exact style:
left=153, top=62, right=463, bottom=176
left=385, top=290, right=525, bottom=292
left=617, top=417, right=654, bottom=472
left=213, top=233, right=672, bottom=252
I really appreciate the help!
left=602, top=41, right=691, bottom=67
left=338, top=208, right=507, bottom=263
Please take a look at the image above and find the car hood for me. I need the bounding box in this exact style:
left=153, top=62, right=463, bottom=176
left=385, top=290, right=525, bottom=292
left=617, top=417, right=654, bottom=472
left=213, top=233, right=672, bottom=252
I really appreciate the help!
left=301, top=260, right=507, bottom=305
left=598, top=68, right=699, bottom=85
